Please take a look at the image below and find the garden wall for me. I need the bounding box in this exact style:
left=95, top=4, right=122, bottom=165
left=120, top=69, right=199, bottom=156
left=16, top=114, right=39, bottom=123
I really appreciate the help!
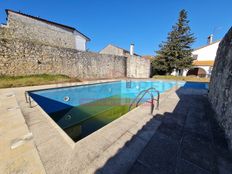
left=127, top=56, right=151, bottom=78
left=209, top=27, right=232, bottom=149
left=0, top=13, right=150, bottom=79
left=0, top=37, right=127, bottom=79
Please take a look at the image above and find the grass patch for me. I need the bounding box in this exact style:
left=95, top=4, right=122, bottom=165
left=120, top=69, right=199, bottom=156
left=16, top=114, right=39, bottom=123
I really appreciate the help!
left=0, top=74, right=81, bottom=88
left=153, top=75, right=210, bottom=82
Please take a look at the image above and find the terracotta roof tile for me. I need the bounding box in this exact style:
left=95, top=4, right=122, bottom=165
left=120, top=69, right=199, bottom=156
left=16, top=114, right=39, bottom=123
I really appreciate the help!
left=193, top=60, right=214, bottom=66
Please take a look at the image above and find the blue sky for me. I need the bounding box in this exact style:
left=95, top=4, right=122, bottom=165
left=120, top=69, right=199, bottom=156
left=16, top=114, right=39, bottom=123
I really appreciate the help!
left=0, top=0, right=231, bottom=55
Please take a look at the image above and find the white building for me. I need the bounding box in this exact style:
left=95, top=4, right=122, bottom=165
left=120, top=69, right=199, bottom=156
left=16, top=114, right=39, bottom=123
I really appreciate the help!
left=173, top=35, right=220, bottom=77
left=73, top=30, right=90, bottom=51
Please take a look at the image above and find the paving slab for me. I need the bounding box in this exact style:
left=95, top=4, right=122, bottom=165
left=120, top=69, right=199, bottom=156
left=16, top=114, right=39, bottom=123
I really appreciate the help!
left=175, top=158, right=210, bottom=174
left=129, top=87, right=232, bottom=174
left=129, top=133, right=179, bottom=174
left=180, top=132, right=214, bottom=171
left=0, top=91, right=46, bottom=174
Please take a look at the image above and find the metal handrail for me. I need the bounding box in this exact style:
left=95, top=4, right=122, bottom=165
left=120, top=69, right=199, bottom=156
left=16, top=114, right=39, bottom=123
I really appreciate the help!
left=25, top=91, right=32, bottom=108
left=147, top=87, right=160, bottom=110
left=128, top=87, right=160, bottom=114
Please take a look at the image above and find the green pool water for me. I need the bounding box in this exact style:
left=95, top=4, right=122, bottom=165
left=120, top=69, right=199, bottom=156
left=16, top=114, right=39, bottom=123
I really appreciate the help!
left=50, top=95, right=134, bottom=142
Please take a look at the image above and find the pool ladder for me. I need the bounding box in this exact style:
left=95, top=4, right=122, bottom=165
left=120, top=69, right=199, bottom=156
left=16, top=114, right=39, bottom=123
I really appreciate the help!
left=126, top=80, right=132, bottom=88
left=128, top=87, right=160, bottom=114
left=24, top=91, right=32, bottom=108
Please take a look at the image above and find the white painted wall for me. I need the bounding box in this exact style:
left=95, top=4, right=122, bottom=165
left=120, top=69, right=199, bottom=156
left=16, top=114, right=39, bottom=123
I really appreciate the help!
left=192, top=41, right=220, bottom=61
left=197, top=66, right=210, bottom=74
left=74, top=31, right=87, bottom=51
left=175, top=41, right=220, bottom=77
left=183, top=69, right=188, bottom=76
left=182, top=66, right=212, bottom=77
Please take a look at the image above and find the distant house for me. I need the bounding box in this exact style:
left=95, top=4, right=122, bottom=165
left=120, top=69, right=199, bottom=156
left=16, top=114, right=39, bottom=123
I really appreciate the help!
left=142, top=55, right=155, bottom=61
left=99, top=44, right=141, bottom=58
left=172, top=35, right=220, bottom=77
left=187, top=38, right=220, bottom=77
left=100, top=44, right=151, bottom=78
left=2, top=9, right=90, bottom=51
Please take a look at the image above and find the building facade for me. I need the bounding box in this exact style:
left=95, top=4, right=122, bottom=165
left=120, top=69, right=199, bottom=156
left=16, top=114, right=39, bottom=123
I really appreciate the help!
left=1, top=9, right=90, bottom=51
left=100, top=44, right=141, bottom=59
left=186, top=40, right=220, bottom=77
left=172, top=39, right=220, bottom=77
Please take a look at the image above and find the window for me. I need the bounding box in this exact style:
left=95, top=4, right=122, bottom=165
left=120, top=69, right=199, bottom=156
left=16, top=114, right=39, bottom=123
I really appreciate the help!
left=192, top=54, right=198, bottom=60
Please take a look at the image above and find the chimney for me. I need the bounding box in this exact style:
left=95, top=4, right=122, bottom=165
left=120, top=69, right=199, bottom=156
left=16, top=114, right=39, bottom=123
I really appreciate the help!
left=207, top=34, right=213, bottom=44
left=130, top=43, right=134, bottom=56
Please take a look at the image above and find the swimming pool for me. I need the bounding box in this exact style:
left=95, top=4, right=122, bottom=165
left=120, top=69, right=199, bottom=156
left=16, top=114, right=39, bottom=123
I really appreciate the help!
left=28, top=80, right=207, bottom=142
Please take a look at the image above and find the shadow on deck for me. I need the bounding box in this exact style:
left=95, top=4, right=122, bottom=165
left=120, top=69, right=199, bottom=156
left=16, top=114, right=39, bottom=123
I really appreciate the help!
left=94, top=85, right=232, bottom=174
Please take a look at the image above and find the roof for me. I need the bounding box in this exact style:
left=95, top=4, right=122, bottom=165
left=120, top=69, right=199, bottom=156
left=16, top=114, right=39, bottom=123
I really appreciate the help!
left=193, top=40, right=221, bottom=51
left=142, top=55, right=155, bottom=60
left=193, top=60, right=214, bottom=66
left=107, top=44, right=141, bottom=57
left=5, top=9, right=90, bottom=41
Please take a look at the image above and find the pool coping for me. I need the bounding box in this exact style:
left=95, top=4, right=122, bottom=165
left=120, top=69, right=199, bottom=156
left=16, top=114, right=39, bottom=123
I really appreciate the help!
left=25, top=79, right=122, bottom=93
left=23, top=79, right=172, bottom=148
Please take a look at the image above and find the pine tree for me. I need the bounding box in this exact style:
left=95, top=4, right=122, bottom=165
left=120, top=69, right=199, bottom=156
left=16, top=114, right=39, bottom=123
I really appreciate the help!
left=152, top=9, right=195, bottom=76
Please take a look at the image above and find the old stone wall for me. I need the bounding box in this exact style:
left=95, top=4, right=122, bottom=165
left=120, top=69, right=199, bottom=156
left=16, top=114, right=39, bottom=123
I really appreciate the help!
left=0, top=14, right=151, bottom=79
left=4, top=11, right=76, bottom=49
left=0, top=37, right=127, bottom=79
left=127, top=56, right=151, bottom=78
left=209, top=27, right=232, bottom=149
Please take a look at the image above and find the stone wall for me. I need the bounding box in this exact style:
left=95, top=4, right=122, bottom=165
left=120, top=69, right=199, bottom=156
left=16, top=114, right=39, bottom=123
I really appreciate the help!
left=127, top=56, right=151, bottom=78
left=100, top=44, right=151, bottom=78
left=209, top=27, right=232, bottom=149
left=4, top=11, right=76, bottom=49
left=0, top=12, right=151, bottom=79
left=0, top=37, right=127, bottom=79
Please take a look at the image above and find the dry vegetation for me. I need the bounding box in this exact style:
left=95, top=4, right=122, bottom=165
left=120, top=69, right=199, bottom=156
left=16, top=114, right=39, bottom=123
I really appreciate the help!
left=153, top=75, right=210, bottom=83
left=0, top=74, right=80, bottom=88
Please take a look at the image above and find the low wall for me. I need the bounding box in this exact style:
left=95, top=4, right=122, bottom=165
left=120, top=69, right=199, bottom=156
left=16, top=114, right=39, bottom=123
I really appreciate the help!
left=209, top=27, right=232, bottom=149
left=0, top=37, right=127, bottom=79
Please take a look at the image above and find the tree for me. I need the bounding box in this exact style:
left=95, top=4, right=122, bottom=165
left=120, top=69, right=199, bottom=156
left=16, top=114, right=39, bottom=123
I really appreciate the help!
left=152, top=9, right=195, bottom=76
left=151, top=56, right=168, bottom=75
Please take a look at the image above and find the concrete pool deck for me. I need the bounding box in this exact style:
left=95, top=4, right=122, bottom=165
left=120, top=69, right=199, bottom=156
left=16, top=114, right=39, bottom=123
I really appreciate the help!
left=0, top=79, right=232, bottom=173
